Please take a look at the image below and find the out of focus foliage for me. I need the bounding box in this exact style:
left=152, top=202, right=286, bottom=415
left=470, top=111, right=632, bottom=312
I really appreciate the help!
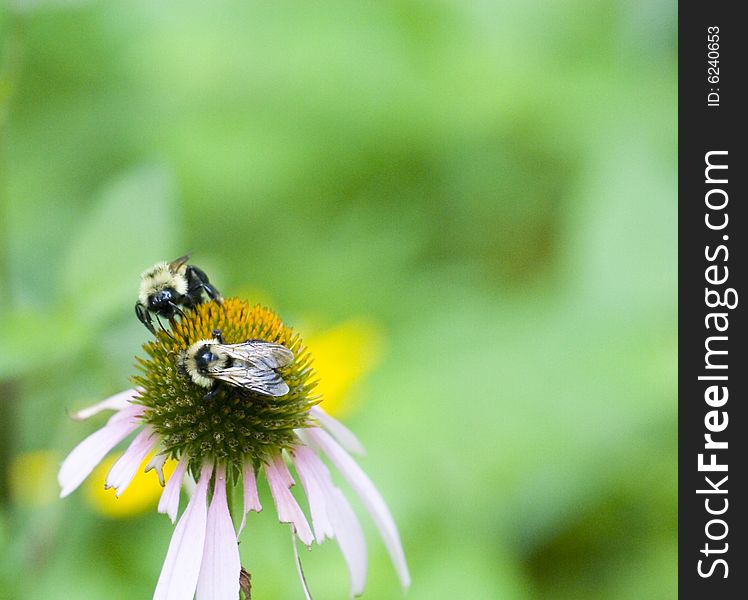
left=0, top=1, right=675, bottom=599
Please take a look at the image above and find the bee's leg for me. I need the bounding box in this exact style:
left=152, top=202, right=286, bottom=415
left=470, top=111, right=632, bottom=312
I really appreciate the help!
left=211, top=329, right=224, bottom=343
left=168, top=302, right=186, bottom=318
left=183, top=267, right=204, bottom=305
left=203, top=382, right=221, bottom=402
left=155, top=314, right=176, bottom=341
left=202, top=281, right=223, bottom=303
left=187, top=266, right=223, bottom=304
left=135, top=303, right=157, bottom=335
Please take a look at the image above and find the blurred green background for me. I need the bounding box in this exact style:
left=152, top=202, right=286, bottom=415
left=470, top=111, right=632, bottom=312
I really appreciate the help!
left=0, top=1, right=675, bottom=599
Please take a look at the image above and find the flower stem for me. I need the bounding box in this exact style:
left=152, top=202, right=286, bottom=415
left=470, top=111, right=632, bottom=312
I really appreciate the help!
left=291, top=527, right=314, bottom=600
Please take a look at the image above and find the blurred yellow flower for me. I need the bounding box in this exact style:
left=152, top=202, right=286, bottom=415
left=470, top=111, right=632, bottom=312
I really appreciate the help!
left=85, top=453, right=176, bottom=518
left=219, top=289, right=384, bottom=418
left=10, top=450, right=59, bottom=507
left=305, top=319, right=385, bottom=417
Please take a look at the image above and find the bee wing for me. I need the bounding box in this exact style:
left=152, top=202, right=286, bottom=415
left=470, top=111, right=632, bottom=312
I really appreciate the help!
left=168, top=254, right=192, bottom=272
left=207, top=365, right=290, bottom=397
left=216, top=340, right=294, bottom=370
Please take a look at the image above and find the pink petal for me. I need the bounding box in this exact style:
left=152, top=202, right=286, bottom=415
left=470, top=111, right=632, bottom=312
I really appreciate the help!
left=158, top=458, right=189, bottom=524
left=196, top=465, right=241, bottom=600
left=70, top=388, right=142, bottom=421
left=107, top=402, right=146, bottom=424
left=146, top=453, right=168, bottom=487
left=292, top=447, right=334, bottom=543
left=328, top=486, right=368, bottom=597
left=304, top=428, right=410, bottom=590
left=309, top=406, right=366, bottom=456
left=58, top=410, right=143, bottom=498
left=293, top=446, right=367, bottom=595
left=238, top=464, right=262, bottom=534
left=265, top=454, right=314, bottom=546
left=106, top=427, right=158, bottom=496
left=154, top=463, right=213, bottom=600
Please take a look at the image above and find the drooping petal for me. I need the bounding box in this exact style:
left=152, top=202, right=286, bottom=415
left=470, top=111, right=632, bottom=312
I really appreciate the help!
left=196, top=465, right=241, bottom=600
left=309, top=406, right=365, bottom=456
left=304, top=428, right=410, bottom=590
left=158, top=458, right=189, bottom=524
left=145, top=453, right=168, bottom=487
left=106, top=427, right=158, bottom=496
left=70, top=388, right=142, bottom=421
left=328, top=486, right=368, bottom=597
left=292, top=446, right=334, bottom=543
left=238, top=463, right=262, bottom=534
left=58, top=409, right=144, bottom=498
left=154, top=463, right=213, bottom=600
left=265, top=454, right=314, bottom=546
left=293, top=445, right=367, bottom=596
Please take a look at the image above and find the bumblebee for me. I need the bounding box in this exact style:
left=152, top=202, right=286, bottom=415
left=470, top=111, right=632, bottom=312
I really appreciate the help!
left=178, top=329, right=294, bottom=401
left=135, top=255, right=222, bottom=334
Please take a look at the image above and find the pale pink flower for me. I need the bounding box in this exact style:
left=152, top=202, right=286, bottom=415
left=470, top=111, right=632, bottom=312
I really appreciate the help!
left=59, top=390, right=410, bottom=599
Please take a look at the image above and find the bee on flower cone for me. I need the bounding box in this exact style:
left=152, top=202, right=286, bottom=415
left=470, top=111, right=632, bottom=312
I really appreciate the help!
left=59, top=298, right=410, bottom=599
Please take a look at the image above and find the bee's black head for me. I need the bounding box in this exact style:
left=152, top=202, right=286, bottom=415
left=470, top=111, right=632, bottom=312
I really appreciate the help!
left=194, top=345, right=216, bottom=372
left=149, top=288, right=177, bottom=316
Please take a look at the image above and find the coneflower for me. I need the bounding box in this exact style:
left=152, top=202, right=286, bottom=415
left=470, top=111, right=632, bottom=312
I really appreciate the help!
left=58, top=299, right=409, bottom=599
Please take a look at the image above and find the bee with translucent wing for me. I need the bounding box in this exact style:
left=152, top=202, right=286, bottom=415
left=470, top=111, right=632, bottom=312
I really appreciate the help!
left=135, top=254, right=223, bottom=335
left=178, top=329, right=294, bottom=401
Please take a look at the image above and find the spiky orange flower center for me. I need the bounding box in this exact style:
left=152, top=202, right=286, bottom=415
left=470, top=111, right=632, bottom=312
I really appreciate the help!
left=132, top=299, right=320, bottom=475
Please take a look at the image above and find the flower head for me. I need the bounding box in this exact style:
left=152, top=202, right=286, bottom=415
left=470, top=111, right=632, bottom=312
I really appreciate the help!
left=134, top=299, right=318, bottom=471
left=58, top=298, right=410, bottom=598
